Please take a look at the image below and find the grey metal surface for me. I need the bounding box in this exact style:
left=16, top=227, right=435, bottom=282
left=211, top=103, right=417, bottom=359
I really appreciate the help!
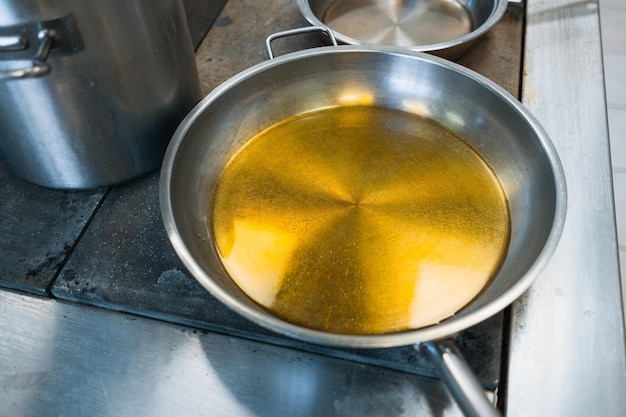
left=506, top=0, right=626, bottom=416
left=0, top=290, right=466, bottom=417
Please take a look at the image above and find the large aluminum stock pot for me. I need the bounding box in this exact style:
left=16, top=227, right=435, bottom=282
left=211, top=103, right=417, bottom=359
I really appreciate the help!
left=160, top=37, right=566, bottom=416
left=0, top=0, right=201, bottom=189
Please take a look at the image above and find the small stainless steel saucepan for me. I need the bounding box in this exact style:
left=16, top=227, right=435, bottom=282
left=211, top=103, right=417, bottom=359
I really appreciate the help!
left=160, top=28, right=566, bottom=417
left=296, top=0, right=509, bottom=60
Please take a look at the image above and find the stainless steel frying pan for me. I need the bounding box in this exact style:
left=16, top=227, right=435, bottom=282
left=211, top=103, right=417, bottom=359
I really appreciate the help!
left=160, top=28, right=566, bottom=417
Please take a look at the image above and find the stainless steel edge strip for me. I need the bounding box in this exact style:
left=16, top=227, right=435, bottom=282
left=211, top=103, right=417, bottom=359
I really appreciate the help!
left=0, top=290, right=466, bottom=416
left=507, top=0, right=626, bottom=415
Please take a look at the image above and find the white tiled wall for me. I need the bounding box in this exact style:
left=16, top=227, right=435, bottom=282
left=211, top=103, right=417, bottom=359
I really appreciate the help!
left=600, top=0, right=626, bottom=301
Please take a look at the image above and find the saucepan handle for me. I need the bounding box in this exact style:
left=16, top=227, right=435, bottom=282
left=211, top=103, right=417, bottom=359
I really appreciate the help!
left=417, top=339, right=502, bottom=417
left=265, top=26, right=337, bottom=59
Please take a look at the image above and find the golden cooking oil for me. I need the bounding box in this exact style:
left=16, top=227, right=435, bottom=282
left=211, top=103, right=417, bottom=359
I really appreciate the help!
left=211, top=105, right=510, bottom=335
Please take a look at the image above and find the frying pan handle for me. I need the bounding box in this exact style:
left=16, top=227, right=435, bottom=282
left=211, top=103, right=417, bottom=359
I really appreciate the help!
left=417, top=340, right=502, bottom=417
left=265, top=26, right=337, bottom=59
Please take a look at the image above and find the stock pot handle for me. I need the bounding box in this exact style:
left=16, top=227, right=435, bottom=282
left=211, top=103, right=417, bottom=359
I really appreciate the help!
left=418, top=339, right=502, bottom=417
left=265, top=26, right=338, bottom=59
left=0, top=29, right=58, bottom=80
left=0, top=14, right=83, bottom=81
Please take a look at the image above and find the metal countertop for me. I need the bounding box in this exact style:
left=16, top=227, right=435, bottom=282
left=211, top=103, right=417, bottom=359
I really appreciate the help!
left=1, top=0, right=624, bottom=416
left=508, top=0, right=626, bottom=415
